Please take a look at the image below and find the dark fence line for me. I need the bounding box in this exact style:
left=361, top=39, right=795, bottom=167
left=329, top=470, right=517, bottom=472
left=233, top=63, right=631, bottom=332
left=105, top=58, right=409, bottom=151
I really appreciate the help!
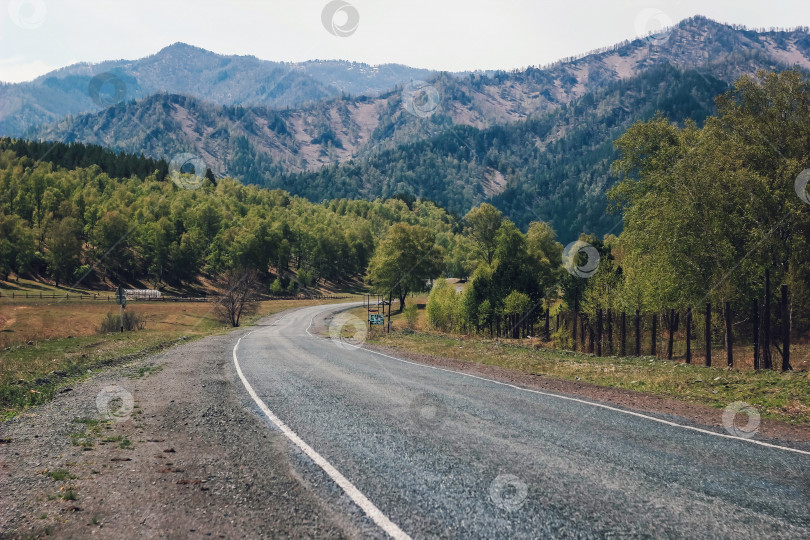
left=455, top=286, right=795, bottom=372
left=0, top=291, right=348, bottom=302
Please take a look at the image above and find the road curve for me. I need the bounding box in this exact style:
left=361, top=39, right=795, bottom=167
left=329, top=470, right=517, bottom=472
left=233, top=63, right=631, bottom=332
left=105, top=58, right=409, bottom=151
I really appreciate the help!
left=233, top=303, right=810, bottom=539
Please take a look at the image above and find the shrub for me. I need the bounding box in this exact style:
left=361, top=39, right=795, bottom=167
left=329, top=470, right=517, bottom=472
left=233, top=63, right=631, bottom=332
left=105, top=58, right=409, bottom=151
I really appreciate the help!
left=457, top=286, right=479, bottom=329
left=99, top=310, right=145, bottom=333
left=477, top=299, right=493, bottom=329
left=426, top=278, right=459, bottom=331
left=72, top=264, right=92, bottom=283
left=403, top=304, right=419, bottom=329
left=297, top=268, right=314, bottom=287
left=269, top=278, right=283, bottom=295
left=551, top=319, right=572, bottom=349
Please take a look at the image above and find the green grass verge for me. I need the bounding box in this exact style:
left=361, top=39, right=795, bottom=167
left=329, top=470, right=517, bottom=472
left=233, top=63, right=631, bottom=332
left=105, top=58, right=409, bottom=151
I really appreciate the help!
left=367, top=329, right=810, bottom=425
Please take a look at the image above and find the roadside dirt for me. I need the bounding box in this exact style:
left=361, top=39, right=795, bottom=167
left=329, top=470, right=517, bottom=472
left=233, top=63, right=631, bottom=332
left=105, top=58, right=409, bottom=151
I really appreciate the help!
left=0, top=311, right=355, bottom=539
left=360, top=342, right=810, bottom=450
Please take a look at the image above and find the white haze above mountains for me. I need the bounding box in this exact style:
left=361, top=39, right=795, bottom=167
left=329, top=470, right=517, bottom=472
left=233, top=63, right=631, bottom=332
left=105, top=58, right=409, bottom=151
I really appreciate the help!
left=4, top=0, right=808, bottom=82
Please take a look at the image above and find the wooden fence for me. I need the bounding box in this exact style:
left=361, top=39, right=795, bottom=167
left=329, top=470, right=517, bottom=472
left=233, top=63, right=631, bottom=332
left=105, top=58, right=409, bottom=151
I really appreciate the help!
left=458, top=285, right=795, bottom=372
left=0, top=291, right=348, bottom=302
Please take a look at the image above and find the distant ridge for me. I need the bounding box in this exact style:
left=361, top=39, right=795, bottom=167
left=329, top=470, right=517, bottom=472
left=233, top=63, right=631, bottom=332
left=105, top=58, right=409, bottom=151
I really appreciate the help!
left=0, top=42, right=437, bottom=136
left=18, top=16, right=810, bottom=237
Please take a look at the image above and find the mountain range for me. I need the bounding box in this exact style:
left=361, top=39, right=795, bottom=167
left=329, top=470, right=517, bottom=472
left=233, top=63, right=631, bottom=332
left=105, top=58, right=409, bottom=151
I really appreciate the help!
left=7, top=16, right=810, bottom=239
left=0, top=42, right=438, bottom=136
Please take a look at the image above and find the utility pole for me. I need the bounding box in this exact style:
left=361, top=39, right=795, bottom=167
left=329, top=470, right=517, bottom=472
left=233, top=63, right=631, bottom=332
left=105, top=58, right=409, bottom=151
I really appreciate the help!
left=116, top=285, right=126, bottom=332
left=387, top=292, right=392, bottom=333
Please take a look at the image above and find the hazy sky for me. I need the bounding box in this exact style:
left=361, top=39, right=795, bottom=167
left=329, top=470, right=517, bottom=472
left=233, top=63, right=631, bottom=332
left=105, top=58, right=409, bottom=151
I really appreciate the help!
left=1, top=0, right=808, bottom=83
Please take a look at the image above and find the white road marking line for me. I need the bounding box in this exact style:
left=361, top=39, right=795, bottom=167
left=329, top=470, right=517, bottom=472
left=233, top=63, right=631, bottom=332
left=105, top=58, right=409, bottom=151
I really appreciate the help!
left=233, top=325, right=411, bottom=540
left=305, top=304, right=810, bottom=457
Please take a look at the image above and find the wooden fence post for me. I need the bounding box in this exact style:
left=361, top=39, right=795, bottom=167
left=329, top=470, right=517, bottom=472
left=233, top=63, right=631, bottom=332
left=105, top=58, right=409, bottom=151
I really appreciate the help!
left=651, top=314, right=657, bottom=357
left=685, top=307, right=692, bottom=364
left=620, top=311, right=626, bottom=357
left=572, top=310, right=577, bottom=351
left=596, top=308, right=603, bottom=357
left=782, top=284, right=791, bottom=372
left=725, top=301, right=733, bottom=367
left=752, top=298, right=760, bottom=370
left=634, top=309, right=641, bottom=356
left=705, top=302, right=712, bottom=367
left=667, top=309, right=675, bottom=360
left=544, top=307, right=550, bottom=340
left=763, top=269, right=772, bottom=369
left=607, top=308, right=613, bottom=355
left=580, top=317, right=586, bottom=350
left=526, top=312, right=530, bottom=339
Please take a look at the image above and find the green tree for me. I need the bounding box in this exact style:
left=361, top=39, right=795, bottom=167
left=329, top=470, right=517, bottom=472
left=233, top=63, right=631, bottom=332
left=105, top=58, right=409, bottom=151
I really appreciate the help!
left=491, top=220, right=546, bottom=304
left=477, top=299, right=493, bottom=331
left=608, top=69, right=810, bottom=348
left=92, top=210, right=132, bottom=280
left=445, top=234, right=477, bottom=280
left=47, top=217, right=83, bottom=287
left=367, top=223, right=444, bottom=310
left=0, top=213, right=35, bottom=280
left=503, top=290, right=532, bottom=315
left=464, top=203, right=503, bottom=266
left=526, top=221, right=563, bottom=269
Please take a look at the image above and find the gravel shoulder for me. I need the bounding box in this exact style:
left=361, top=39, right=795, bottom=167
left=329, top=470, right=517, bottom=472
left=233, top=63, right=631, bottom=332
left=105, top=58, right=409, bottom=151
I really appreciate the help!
left=0, top=309, right=356, bottom=539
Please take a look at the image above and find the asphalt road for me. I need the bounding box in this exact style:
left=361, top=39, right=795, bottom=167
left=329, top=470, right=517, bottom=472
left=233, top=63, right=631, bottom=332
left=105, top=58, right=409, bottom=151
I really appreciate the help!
left=233, top=303, right=810, bottom=539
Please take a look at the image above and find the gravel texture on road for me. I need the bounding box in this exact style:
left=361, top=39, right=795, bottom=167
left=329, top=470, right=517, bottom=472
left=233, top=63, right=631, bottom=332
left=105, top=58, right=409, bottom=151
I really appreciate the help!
left=0, top=309, right=356, bottom=539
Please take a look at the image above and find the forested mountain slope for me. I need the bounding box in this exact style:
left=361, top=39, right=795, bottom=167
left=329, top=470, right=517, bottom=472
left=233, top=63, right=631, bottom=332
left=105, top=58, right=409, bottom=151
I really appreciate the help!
left=22, top=17, right=810, bottom=237
left=0, top=145, right=460, bottom=288
left=270, top=65, right=729, bottom=239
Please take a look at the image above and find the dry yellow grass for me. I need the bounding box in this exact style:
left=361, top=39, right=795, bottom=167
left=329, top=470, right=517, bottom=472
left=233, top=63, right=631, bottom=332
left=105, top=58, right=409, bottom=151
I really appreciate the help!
left=1, top=301, right=220, bottom=347
left=0, top=298, right=357, bottom=347
left=0, top=297, right=356, bottom=417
